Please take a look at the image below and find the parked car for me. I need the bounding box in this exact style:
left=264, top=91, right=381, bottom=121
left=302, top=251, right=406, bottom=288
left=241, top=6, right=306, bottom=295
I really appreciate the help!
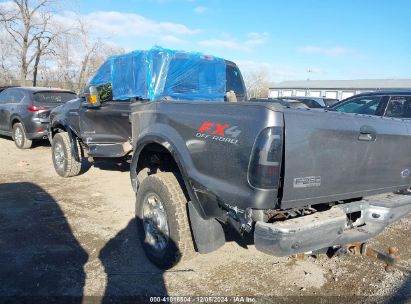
left=0, top=85, right=18, bottom=93
left=251, top=97, right=311, bottom=109
left=281, top=96, right=339, bottom=108
left=330, top=90, right=411, bottom=118
left=48, top=48, right=247, bottom=177
left=251, top=96, right=339, bottom=108
left=0, top=87, right=77, bottom=149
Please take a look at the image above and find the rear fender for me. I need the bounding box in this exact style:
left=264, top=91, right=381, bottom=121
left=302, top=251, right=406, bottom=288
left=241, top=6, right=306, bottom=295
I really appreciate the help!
left=130, top=134, right=207, bottom=219
left=9, top=115, right=22, bottom=130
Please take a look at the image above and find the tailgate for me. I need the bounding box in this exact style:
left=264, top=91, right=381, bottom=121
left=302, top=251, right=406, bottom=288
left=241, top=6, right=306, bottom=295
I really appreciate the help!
left=280, top=109, right=411, bottom=208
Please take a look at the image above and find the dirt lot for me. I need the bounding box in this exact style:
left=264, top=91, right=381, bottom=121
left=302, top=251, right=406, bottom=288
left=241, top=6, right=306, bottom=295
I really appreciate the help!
left=0, top=136, right=410, bottom=302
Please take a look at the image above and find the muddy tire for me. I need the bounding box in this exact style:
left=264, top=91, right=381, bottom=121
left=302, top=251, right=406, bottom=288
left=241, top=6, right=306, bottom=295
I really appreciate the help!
left=52, top=132, right=82, bottom=177
left=12, top=123, right=32, bottom=149
left=136, top=172, right=195, bottom=269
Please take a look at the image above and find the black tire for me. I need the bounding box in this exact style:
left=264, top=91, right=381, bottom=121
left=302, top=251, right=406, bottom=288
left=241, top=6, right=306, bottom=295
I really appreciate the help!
left=52, top=132, right=82, bottom=177
left=12, top=123, right=32, bottom=149
left=136, top=172, right=195, bottom=269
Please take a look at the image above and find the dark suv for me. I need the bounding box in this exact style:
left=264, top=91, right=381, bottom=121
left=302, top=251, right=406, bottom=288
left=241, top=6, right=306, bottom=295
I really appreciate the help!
left=0, top=87, right=77, bottom=149
left=330, top=90, right=411, bottom=118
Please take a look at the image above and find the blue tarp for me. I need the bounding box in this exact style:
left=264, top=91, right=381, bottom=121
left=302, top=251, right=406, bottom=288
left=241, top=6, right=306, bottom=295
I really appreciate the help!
left=88, top=47, right=227, bottom=101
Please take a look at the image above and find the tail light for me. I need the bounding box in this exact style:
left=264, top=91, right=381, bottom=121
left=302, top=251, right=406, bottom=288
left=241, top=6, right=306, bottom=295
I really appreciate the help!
left=27, top=105, right=49, bottom=112
left=248, top=127, right=283, bottom=189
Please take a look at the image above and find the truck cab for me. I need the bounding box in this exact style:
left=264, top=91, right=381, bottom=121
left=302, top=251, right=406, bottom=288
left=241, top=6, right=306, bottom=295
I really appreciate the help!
left=49, top=48, right=246, bottom=177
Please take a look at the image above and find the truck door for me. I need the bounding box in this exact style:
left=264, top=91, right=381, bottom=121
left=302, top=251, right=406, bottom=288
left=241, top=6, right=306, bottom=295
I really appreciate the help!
left=79, top=100, right=132, bottom=144
left=280, top=106, right=411, bottom=208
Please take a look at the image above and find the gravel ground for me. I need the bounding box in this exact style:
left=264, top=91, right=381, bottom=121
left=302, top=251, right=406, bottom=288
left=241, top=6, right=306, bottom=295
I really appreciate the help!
left=0, top=135, right=410, bottom=303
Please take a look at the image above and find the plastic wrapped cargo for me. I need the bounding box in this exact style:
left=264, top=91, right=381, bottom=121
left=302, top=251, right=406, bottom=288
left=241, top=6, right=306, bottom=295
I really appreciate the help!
left=88, top=47, right=227, bottom=101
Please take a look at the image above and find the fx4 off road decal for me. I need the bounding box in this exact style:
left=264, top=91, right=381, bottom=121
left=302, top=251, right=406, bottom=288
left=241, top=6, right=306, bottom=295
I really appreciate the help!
left=196, top=121, right=241, bottom=144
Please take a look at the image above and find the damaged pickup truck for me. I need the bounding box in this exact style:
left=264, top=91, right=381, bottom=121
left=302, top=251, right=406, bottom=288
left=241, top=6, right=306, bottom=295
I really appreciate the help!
left=53, top=47, right=411, bottom=269
left=126, top=49, right=411, bottom=269
left=130, top=99, right=411, bottom=268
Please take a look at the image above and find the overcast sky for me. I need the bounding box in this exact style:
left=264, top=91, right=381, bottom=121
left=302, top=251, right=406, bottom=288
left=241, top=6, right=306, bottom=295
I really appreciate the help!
left=24, top=0, right=411, bottom=81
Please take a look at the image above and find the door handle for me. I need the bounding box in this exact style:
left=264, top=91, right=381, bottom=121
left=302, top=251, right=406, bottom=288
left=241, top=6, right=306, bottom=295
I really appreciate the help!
left=358, top=125, right=376, bottom=141
left=358, top=133, right=373, bottom=141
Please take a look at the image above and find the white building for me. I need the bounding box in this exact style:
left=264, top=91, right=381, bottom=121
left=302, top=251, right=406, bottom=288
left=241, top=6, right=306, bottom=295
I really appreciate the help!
left=269, top=79, right=411, bottom=100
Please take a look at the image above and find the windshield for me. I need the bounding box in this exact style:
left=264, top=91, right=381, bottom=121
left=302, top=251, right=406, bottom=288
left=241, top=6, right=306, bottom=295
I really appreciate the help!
left=33, top=91, right=77, bottom=103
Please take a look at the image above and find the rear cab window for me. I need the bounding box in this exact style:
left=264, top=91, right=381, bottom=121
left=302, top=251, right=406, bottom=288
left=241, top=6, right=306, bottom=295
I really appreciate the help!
left=162, top=56, right=227, bottom=101
left=226, top=64, right=245, bottom=98
left=33, top=91, right=77, bottom=104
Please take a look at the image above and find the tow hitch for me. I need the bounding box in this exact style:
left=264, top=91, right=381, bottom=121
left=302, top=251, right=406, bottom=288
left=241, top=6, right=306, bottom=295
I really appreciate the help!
left=294, top=243, right=400, bottom=272
left=333, top=243, right=399, bottom=272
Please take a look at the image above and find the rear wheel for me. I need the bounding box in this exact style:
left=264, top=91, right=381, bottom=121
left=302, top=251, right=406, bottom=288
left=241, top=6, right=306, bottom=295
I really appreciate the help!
left=12, top=123, right=32, bottom=149
left=52, top=132, right=82, bottom=177
left=136, top=172, right=195, bottom=269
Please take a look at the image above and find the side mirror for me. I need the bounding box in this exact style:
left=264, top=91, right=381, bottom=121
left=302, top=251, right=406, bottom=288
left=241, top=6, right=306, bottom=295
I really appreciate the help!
left=226, top=90, right=237, bottom=102
left=83, top=86, right=101, bottom=107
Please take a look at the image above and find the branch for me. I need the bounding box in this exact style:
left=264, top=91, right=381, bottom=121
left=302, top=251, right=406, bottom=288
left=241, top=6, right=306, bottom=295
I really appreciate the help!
left=29, top=0, right=49, bottom=18
left=2, top=24, right=23, bottom=47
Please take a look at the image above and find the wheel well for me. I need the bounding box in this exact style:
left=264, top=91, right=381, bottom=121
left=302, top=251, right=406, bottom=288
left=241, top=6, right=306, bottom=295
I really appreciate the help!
left=51, top=124, right=67, bottom=138
left=137, top=143, right=188, bottom=198
left=11, top=118, right=21, bottom=128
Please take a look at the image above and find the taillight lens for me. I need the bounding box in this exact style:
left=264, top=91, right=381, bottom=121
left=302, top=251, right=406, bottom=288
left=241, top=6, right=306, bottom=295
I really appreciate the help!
left=27, top=105, right=49, bottom=112
left=248, top=127, right=283, bottom=189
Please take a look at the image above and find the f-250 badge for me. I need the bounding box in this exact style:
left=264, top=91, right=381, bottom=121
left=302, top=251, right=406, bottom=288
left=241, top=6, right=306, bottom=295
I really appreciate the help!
left=293, top=176, right=321, bottom=188
left=196, top=121, right=241, bottom=144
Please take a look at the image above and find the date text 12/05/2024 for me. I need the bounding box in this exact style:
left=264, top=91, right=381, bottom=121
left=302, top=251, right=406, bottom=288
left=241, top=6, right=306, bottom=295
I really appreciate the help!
left=149, top=296, right=256, bottom=303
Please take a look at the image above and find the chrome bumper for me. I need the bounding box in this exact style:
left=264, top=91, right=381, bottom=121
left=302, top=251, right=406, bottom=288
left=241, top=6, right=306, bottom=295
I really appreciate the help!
left=254, top=192, right=411, bottom=256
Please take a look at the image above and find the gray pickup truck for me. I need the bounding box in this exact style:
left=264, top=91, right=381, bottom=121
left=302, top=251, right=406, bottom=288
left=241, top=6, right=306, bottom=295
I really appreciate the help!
left=129, top=98, right=411, bottom=268
left=50, top=47, right=411, bottom=269
left=117, top=52, right=411, bottom=269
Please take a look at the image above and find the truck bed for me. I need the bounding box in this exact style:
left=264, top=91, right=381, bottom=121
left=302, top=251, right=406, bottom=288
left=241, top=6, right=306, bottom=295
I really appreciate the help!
left=131, top=100, right=411, bottom=213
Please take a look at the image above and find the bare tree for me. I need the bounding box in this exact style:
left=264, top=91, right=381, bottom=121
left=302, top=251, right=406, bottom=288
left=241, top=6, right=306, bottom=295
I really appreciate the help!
left=32, top=34, right=56, bottom=86
left=0, top=2, right=124, bottom=89
left=243, top=68, right=271, bottom=98
left=49, top=16, right=124, bottom=91
left=0, top=0, right=58, bottom=85
left=0, top=33, right=18, bottom=83
left=76, top=19, right=101, bottom=91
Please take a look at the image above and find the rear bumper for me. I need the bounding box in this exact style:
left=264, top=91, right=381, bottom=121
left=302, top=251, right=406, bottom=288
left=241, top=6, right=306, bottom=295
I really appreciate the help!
left=26, top=129, right=48, bottom=140
left=25, top=118, right=49, bottom=140
left=254, top=192, right=411, bottom=256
